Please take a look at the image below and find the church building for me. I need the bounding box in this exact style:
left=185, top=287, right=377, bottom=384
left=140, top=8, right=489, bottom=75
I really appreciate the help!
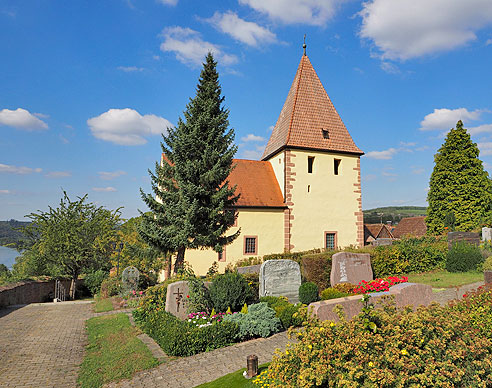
left=176, top=50, right=364, bottom=275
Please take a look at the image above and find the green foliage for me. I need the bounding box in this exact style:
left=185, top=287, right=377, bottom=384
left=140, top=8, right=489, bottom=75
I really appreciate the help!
left=93, top=296, right=114, bottom=313
left=427, top=120, right=492, bottom=234
left=320, top=288, right=351, bottom=300
left=299, top=282, right=319, bottom=304
left=266, top=301, right=492, bottom=387
left=370, top=236, right=447, bottom=277
left=100, top=276, right=122, bottom=298
left=77, top=313, right=157, bottom=388
left=240, top=303, right=248, bottom=314
left=223, top=302, right=282, bottom=339
left=446, top=241, right=484, bottom=272
left=230, top=256, right=263, bottom=268
left=259, top=295, right=290, bottom=309
left=451, top=285, right=492, bottom=339
left=85, top=269, right=109, bottom=296
left=206, top=261, right=219, bottom=279
left=241, top=272, right=259, bottom=303
left=301, top=254, right=332, bottom=290
left=139, top=53, right=239, bottom=273
left=209, top=272, right=253, bottom=312
left=0, top=219, right=30, bottom=248
left=133, top=310, right=238, bottom=357
left=187, top=277, right=213, bottom=314
left=277, top=303, right=303, bottom=330
left=363, top=206, right=427, bottom=224
left=483, top=256, right=492, bottom=271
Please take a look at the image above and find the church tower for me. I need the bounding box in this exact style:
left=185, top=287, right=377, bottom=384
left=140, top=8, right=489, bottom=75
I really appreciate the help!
left=262, top=49, right=364, bottom=251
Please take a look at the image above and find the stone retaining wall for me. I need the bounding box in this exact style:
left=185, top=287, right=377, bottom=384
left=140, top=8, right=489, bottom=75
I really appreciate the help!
left=309, top=283, right=433, bottom=322
left=0, top=279, right=74, bottom=307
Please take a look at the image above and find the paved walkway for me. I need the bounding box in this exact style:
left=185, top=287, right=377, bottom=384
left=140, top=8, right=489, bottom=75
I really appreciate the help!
left=0, top=301, right=93, bottom=388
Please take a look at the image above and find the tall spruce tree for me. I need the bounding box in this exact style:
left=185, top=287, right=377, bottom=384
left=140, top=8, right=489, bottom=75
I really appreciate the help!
left=139, top=53, right=239, bottom=274
left=426, top=120, right=492, bottom=234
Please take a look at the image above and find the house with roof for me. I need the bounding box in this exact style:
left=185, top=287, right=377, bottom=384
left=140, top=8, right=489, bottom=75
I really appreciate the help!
left=180, top=50, right=364, bottom=275
left=392, top=216, right=427, bottom=239
left=364, top=224, right=395, bottom=245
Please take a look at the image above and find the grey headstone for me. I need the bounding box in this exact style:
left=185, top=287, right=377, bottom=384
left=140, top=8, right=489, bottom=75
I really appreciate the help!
left=121, top=266, right=140, bottom=293
left=330, top=252, right=373, bottom=286
left=165, top=281, right=190, bottom=320
left=259, top=259, right=301, bottom=303
left=448, top=231, right=481, bottom=248
left=237, top=264, right=261, bottom=274
left=483, top=227, right=492, bottom=242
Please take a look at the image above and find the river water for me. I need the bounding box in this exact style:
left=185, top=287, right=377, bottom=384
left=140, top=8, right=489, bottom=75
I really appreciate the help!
left=0, top=246, right=20, bottom=269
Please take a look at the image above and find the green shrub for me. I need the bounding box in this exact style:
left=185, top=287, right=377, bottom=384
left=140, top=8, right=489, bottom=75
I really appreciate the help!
left=333, top=283, right=356, bottom=293
left=301, top=254, right=332, bottom=290
left=277, top=303, right=303, bottom=329
left=209, top=272, right=253, bottom=312
left=100, top=276, right=121, bottom=298
left=223, top=302, right=282, bottom=339
left=260, top=296, right=290, bottom=310
left=266, top=301, right=492, bottom=387
left=84, top=269, right=108, bottom=296
left=137, top=273, right=157, bottom=290
left=483, top=256, right=492, bottom=271
left=320, top=287, right=351, bottom=300
left=241, top=272, right=260, bottom=303
left=133, top=310, right=238, bottom=357
left=187, top=277, right=213, bottom=314
left=233, top=256, right=263, bottom=268
left=446, top=241, right=484, bottom=272
left=451, top=285, right=492, bottom=339
left=299, top=282, right=319, bottom=304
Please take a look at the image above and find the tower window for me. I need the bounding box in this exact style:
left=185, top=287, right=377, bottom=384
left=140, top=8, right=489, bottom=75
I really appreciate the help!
left=308, top=156, right=314, bottom=173
left=322, top=129, right=329, bottom=139
left=325, top=232, right=337, bottom=250
left=334, top=159, right=341, bottom=175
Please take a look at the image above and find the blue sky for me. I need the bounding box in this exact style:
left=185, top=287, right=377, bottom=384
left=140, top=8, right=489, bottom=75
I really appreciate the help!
left=1, top=0, right=492, bottom=221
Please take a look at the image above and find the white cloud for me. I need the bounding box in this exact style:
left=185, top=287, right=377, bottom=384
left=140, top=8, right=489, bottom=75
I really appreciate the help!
left=241, top=133, right=265, bottom=142
left=364, top=147, right=397, bottom=160
left=160, top=26, right=238, bottom=67
left=157, top=0, right=177, bottom=5
left=87, top=108, right=172, bottom=146
left=0, top=190, right=10, bottom=194
left=207, top=11, right=276, bottom=47
left=92, top=187, right=117, bottom=192
left=98, top=170, right=127, bottom=180
left=469, top=123, right=492, bottom=136
left=0, top=163, right=42, bottom=174
left=478, top=142, right=492, bottom=156
left=412, top=168, right=425, bottom=175
left=420, top=108, right=483, bottom=131
left=241, top=144, right=266, bottom=160
left=380, top=61, right=400, bottom=74
left=359, top=0, right=492, bottom=61
left=239, top=0, right=342, bottom=26
left=0, top=108, right=48, bottom=130
left=117, top=66, right=145, bottom=72
left=45, top=171, right=71, bottom=178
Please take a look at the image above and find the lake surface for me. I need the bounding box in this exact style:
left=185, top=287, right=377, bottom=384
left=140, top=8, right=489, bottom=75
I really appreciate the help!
left=0, top=246, right=20, bottom=269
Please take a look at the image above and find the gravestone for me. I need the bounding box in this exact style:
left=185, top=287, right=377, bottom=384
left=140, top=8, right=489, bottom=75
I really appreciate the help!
left=121, top=266, right=140, bottom=293
left=447, top=231, right=481, bottom=248
left=483, top=227, right=492, bottom=242
left=259, top=259, right=301, bottom=303
left=237, top=264, right=261, bottom=275
left=330, top=252, right=373, bottom=286
left=165, top=281, right=190, bottom=320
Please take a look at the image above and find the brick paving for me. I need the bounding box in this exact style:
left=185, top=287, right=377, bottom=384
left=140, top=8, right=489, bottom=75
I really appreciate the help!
left=0, top=301, right=93, bottom=388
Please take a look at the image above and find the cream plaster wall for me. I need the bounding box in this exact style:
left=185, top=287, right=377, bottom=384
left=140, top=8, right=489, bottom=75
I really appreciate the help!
left=268, top=151, right=285, bottom=198
left=289, top=150, right=360, bottom=251
left=183, top=208, right=285, bottom=276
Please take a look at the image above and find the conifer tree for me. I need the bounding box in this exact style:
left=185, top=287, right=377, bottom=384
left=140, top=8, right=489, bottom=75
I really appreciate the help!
left=139, top=53, right=239, bottom=274
left=426, top=120, right=492, bottom=234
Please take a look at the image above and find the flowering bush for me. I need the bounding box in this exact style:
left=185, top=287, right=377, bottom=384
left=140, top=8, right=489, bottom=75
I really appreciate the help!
left=451, top=285, right=492, bottom=339
left=186, top=311, right=227, bottom=328
left=353, top=276, right=408, bottom=294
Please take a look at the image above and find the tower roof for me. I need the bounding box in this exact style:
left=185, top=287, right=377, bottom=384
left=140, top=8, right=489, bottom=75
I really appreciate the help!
left=262, top=55, right=363, bottom=160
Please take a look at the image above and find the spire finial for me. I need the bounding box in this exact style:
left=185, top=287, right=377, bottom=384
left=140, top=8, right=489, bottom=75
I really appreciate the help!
left=303, top=34, right=307, bottom=56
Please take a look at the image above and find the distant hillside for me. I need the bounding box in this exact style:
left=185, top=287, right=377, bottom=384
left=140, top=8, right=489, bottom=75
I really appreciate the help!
left=0, top=220, right=30, bottom=247
left=363, top=206, right=427, bottom=225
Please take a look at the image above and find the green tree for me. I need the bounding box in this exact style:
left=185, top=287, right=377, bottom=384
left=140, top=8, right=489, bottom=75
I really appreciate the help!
left=140, top=53, right=239, bottom=274
left=19, top=192, right=121, bottom=298
left=427, top=120, right=492, bottom=234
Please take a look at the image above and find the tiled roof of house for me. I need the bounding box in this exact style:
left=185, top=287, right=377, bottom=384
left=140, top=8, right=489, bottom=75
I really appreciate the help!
left=262, top=54, right=363, bottom=160
left=364, top=224, right=394, bottom=244
left=392, top=216, right=427, bottom=238
left=229, top=159, right=286, bottom=208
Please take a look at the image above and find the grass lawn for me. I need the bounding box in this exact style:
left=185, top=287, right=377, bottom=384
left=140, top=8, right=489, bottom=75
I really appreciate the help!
left=93, top=296, right=113, bottom=313
left=195, top=364, right=269, bottom=388
left=78, top=313, right=159, bottom=388
left=407, top=270, right=483, bottom=288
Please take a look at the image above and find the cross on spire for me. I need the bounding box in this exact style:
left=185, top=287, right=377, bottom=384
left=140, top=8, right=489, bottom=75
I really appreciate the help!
left=303, top=34, right=307, bottom=56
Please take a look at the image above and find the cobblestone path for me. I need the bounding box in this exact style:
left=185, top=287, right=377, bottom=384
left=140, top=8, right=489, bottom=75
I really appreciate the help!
left=0, top=301, right=93, bottom=388
left=105, top=331, right=292, bottom=388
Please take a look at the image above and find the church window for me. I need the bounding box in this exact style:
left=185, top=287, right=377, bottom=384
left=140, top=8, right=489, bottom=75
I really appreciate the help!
left=322, top=129, right=329, bottom=139
left=325, top=232, right=337, bottom=250
left=334, top=159, right=341, bottom=175
left=308, top=156, right=314, bottom=173
left=244, top=236, right=258, bottom=255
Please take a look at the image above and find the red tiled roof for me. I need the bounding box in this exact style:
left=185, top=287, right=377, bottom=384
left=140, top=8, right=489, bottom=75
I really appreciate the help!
left=262, top=54, right=363, bottom=160
left=229, top=159, right=286, bottom=208
left=364, top=224, right=394, bottom=244
left=392, top=216, right=427, bottom=238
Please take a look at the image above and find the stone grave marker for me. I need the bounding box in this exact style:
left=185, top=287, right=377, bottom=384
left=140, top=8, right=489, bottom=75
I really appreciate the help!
left=330, top=252, right=373, bottom=286
left=483, top=227, right=492, bottom=242
left=121, top=266, right=140, bottom=293
left=165, top=280, right=190, bottom=320
left=259, top=259, right=301, bottom=303
left=448, top=231, right=481, bottom=248
left=237, top=264, right=262, bottom=275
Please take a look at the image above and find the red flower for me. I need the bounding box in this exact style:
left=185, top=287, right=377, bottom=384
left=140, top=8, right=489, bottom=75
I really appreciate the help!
left=187, top=295, right=190, bottom=298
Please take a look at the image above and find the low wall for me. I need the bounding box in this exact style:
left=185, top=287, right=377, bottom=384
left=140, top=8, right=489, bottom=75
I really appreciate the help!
left=309, top=283, right=433, bottom=322
left=0, top=279, right=74, bottom=307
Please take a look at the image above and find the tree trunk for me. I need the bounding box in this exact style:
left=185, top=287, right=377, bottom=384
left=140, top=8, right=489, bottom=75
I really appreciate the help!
left=70, top=271, right=79, bottom=300
left=173, top=246, right=185, bottom=275
left=165, top=254, right=172, bottom=279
